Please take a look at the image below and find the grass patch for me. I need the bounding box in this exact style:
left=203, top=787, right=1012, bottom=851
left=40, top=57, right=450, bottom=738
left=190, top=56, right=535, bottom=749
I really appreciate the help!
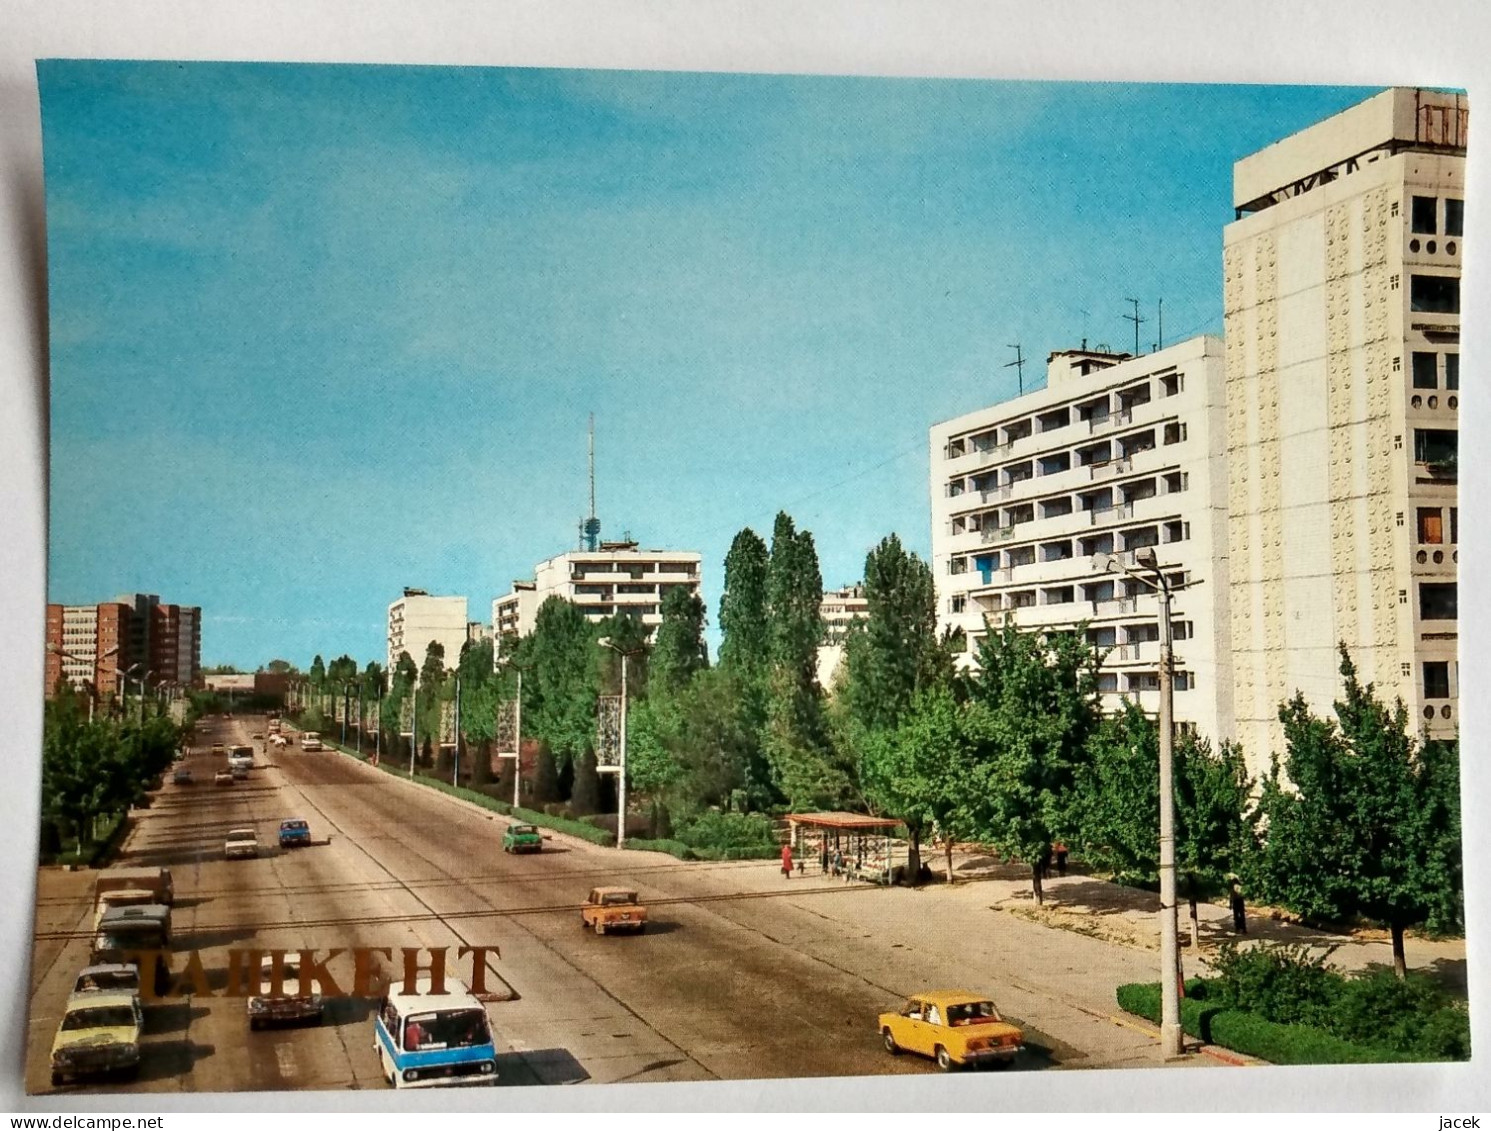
left=1116, top=980, right=1468, bottom=1064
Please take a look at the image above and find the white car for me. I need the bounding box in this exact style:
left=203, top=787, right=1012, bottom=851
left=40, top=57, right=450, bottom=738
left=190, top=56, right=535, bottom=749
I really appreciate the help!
left=225, top=828, right=259, bottom=860
left=300, top=732, right=323, bottom=752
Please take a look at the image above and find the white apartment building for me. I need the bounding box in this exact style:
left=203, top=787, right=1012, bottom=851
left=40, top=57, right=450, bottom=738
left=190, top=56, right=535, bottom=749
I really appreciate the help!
left=493, top=540, right=703, bottom=650
left=1223, top=87, right=1464, bottom=765
left=817, top=584, right=868, bottom=689
left=929, top=336, right=1233, bottom=746
left=58, top=605, right=99, bottom=686
left=387, top=589, right=469, bottom=674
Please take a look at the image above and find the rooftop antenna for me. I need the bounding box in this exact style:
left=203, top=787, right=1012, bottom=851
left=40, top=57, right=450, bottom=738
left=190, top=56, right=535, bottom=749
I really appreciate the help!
left=1156, top=297, right=1164, bottom=351
left=1123, top=298, right=1146, bottom=357
left=579, top=413, right=601, bottom=552
left=1004, top=344, right=1026, bottom=395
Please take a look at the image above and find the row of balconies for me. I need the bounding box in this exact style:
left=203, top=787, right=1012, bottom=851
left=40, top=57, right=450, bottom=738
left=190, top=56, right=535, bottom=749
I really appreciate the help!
left=946, top=470, right=1189, bottom=540
left=944, top=431, right=1190, bottom=511
left=942, top=378, right=1189, bottom=472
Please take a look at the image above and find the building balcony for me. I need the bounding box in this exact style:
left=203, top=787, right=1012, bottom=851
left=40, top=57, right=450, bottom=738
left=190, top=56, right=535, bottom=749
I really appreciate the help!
left=1087, top=407, right=1133, bottom=434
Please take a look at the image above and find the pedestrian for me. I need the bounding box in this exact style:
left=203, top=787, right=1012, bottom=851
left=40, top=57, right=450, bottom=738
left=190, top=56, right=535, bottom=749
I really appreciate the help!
left=781, top=841, right=794, bottom=879
left=1054, top=842, right=1069, bottom=877
left=1229, top=876, right=1247, bottom=934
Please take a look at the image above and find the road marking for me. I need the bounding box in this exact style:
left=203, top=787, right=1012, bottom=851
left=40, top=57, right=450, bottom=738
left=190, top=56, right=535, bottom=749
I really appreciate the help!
left=275, top=1043, right=297, bottom=1079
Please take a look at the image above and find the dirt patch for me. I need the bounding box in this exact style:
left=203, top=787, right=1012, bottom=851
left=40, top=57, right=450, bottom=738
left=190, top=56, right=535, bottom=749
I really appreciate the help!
left=1001, top=903, right=1153, bottom=951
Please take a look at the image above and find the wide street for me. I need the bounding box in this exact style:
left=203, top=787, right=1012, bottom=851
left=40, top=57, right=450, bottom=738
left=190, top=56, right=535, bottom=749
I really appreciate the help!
left=27, top=713, right=1214, bottom=1095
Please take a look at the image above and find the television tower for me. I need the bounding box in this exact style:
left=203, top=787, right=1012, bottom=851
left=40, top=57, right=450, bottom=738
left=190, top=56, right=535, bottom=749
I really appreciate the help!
left=579, top=414, right=601, bottom=551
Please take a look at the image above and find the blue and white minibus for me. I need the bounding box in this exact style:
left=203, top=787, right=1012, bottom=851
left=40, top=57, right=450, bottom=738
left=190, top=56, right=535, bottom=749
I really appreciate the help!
left=373, top=980, right=498, bottom=1088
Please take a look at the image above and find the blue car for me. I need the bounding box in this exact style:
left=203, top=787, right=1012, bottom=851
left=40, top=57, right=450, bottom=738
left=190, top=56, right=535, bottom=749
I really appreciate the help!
left=278, top=819, right=312, bottom=848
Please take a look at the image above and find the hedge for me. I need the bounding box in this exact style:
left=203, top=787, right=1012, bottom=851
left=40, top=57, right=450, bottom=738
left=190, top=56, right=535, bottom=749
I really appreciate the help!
left=1116, top=981, right=1454, bottom=1065
left=624, top=838, right=781, bottom=862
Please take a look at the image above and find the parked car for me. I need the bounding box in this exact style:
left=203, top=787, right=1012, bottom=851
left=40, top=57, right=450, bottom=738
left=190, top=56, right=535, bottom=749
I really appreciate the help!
left=580, top=887, right=647, bottom=935
left=300, top=732, right=323, bottom=752
left=225, top=828, right=258, bottom=860
left=278, top=819, right=311, bottom=849
left=171, top=767, right=192, bottom=785
left=215, top=769, right=234, bottom=786
left=878, top=992, right=1023, bottom=1071
left=247, top=953, right=324, bottom=1030
left=50, top=991, right=142, bottom=1086
left=502, top=824, right=543, bottom=854
left=72, top=964, right=141, bottom=998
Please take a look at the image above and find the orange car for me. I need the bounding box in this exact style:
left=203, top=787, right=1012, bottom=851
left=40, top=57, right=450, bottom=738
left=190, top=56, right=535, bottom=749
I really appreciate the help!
left=878, top=991, right=1023, bottom=1071
left=580, top=887, right=647, bottom=935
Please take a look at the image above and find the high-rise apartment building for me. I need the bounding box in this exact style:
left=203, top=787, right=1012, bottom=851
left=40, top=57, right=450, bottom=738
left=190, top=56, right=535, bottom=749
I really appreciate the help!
left=387, top=589, right=470, bottom=674
left=45, top=594, right=200, bottom=697
left=816, top=584, right=869, bottom=689
left=929, top=337, right=1234, bottom=746
left=492, top=540, right=703, bottom=652
left=1223, top=87, right=1464, bottom=765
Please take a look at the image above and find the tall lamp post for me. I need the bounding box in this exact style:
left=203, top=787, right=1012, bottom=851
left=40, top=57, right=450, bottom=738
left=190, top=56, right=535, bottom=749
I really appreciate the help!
left=47, top=643, right=118, bottom=722
left=1098, top=545, right=1195, bottom=1059
left=597, top=638, right=637, bottom=850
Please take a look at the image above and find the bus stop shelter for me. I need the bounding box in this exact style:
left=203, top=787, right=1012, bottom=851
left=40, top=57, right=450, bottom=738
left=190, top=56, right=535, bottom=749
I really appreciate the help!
left=786, top=812, right=903, bottom=886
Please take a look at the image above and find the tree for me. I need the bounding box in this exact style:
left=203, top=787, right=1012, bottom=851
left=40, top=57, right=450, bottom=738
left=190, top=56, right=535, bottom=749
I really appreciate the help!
left=264, top=659, right=297, bottom=675
left=718, top=528, right=771, bottom=677
left=860, top=685, right=980, bottom=882
left=1078, top=702, right=1253, bottom=944
left=309, top=655, right=326, bottom=687
left=526, top=598, right=600, bottom=776
left=964, top=616, right=1103, bottom=905
left=1250, top=646, right=1464, bottom=977
left=843, top=536, right=942, bottom=732
left=650, top=585, right=709, bottom=697
left=764, top=512, right=843, bottom=809
left=457, top=639, right=499, bottom=786
left=417, top=642, right=449, bottom=770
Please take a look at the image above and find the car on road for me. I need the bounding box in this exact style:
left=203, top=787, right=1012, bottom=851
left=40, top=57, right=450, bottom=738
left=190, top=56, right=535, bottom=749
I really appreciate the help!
left=580, top=887, right=647, bottom=935
left=214, top=769, right=234, bottom=786
left=251, top=732, right=263, bottom=740
left=300, top=732, right=323, bottom=752
left=171, top=767, right=193, bottom=785
left=92, top=887, right=160, bottom=933
left=373, top=980, right=497, bottom=1088
left=225, top=827, right=259, bottom=860
left=50, top=991, right=143, bottom=1087
left=501, top=824, right=543, bottom=854
left=230, top=762, right=250, bottom=780
left=878, top=992, right=1023, bottom=1071
left=211, top=742, right=225, bottom=756
left=91, top=905, right=171, bottom=984
left=72, top=964, right=141, bottom=998
left=278, top=819, right=312, bottom=849
left=248, top=953, right=324, bottom=1030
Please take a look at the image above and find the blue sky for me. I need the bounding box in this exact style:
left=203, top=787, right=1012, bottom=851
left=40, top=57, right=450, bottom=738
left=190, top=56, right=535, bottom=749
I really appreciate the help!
left=40, top=62, right=1379, bottom=669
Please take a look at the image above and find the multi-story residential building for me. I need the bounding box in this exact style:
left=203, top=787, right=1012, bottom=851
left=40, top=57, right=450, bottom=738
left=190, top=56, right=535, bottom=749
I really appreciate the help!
left=45, top=595, right=200, bottom=697
left=387, top=589, right=469, bottom=674
left=1223, top=87, right=1465, bottom=766
left=817, top=584, right=869, bottom=689
left=929, top=336, right=1234, bottom=746
left=492, top=540, right=703, bottom=652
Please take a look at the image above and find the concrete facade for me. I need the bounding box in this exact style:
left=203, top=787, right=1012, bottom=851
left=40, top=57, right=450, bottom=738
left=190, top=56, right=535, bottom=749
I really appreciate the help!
left=930, top=336, right=1234, bottom=747
left=1223, top=87, right=1464, bottom=765
left=45, top=596, right=199, bottom=698
left=387, top=590, right=469, bottom=674
left=817, top=584, right=869, bottom=690
left=492, top=541, right=703, bottom=652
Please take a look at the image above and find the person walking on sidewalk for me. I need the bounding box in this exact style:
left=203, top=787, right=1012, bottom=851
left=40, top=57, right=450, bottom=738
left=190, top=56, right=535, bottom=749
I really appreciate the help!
left=1229, top=875, right=1248, bottom=934
left=781, top=841, right=794, bottom=879
left=1053, top=842, right=1069, bottom=877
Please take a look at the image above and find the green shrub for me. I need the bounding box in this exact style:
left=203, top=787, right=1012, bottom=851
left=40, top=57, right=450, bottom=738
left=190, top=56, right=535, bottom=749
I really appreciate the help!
left=1328, top=969, right=1468, bottom=1059
left=675, top=810, right=777, bottom=852
left=1210, top=941, right=1338, bottom=1027
left=1117, top=980, right=1468, bottom=1064
left=627, top=837, right=695, bottom=860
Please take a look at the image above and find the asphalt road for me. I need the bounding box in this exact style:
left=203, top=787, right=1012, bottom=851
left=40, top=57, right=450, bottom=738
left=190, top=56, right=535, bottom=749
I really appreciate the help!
left=26, top=712, right=1163, bottom=1095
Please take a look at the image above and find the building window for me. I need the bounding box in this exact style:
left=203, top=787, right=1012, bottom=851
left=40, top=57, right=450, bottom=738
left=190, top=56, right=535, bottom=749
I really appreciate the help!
left=1413, top=428, right=1457, bottom=466
left=1410, top=275, right=1460, bottom=313
left=1445, top=198, right=1464, bottom=236
left=1423, top=661, right=1451, bottom=699
left=1419, top=583, right=1457, bottom=621
left=1412, top=352, right=1438, bottom=389
left=1162, top=422, right=1187, bottom=445
left=1450, top=507, right=1458, bottom=545
left=1418, top=508, right=1443, bottom=544
left=1445, top=353, right=1459, bottom=390
left=1411, top=195, right=1438, bottom=234
left=950, top=595, right=967, bottom=614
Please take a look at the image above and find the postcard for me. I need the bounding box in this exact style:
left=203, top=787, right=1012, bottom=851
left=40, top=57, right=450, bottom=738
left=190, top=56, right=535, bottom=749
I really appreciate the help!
left=23, top=59, right=1470, bottom=1102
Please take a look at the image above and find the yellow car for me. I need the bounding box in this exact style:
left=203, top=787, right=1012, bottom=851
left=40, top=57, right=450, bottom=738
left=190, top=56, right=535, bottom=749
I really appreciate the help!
left=50, top=990, right=143, bottom=1086
left=878, top=991, right=1023, bottom=1071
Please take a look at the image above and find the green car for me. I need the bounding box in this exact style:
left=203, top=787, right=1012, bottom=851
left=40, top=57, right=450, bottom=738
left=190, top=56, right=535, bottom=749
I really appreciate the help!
left=502, top=823, right=543, bottom=854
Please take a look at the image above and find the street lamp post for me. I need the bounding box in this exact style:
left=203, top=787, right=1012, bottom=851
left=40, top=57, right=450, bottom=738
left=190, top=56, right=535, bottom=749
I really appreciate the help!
left=513, top=668, right=523, bottom=809
left=453, top=674, right=461, bottom=787
left=357, top=680, right=364, bottom=758
left=597, top=639, right=634, bottom=850
left=1099, top=546, right=1190, bottom=1058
